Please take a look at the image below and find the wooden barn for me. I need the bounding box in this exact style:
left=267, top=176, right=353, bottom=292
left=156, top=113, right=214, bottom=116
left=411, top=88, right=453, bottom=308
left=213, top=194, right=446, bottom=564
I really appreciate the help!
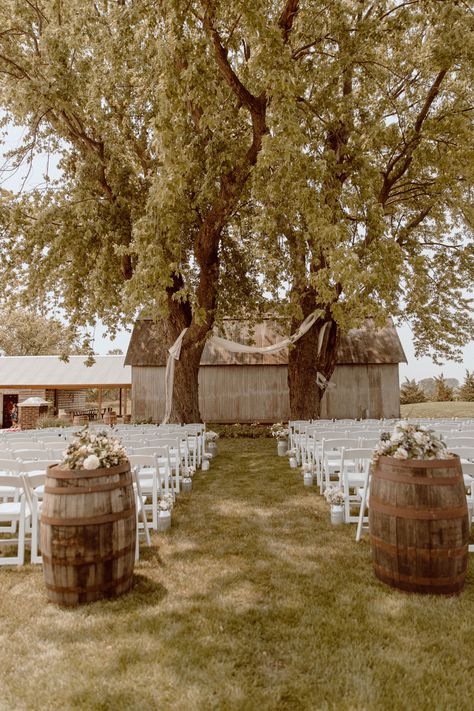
left=125, top=318, right=407, bottom=422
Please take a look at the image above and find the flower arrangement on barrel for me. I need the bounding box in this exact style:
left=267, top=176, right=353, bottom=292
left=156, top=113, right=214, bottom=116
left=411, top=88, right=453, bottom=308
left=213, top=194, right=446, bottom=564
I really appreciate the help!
left=61, top=428, right=127, bottom=469
left=373, top=421, right=452, bottom=462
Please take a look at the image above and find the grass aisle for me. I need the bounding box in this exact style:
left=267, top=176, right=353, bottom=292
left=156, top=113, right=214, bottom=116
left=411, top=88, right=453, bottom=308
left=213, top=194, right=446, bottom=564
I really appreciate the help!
left=1, top=439, right=474, bottom=711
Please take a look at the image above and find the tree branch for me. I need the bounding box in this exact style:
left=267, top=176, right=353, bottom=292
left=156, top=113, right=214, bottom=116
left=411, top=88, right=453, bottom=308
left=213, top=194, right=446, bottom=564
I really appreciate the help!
left=278, top=0, right=299, bottom=43
left=379, top=69, right=448, bottom=205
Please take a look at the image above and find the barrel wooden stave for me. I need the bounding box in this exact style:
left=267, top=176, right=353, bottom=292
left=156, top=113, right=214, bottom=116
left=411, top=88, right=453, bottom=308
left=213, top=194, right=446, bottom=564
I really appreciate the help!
left=41, top=462, right=136, bottom=606
left=369, top=456, right=469, bottom=595
left=72, top=415, right=88, bottom=426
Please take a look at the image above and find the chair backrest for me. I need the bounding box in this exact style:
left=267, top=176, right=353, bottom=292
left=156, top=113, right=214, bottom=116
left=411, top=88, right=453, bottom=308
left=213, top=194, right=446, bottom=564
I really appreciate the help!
left=447, top=438, right=474, bottom=448
left=14, top=449, right=52, bottom=461
left=22, top=472, right=46, bottom=509
left=323, top=438, right=359, bottom=451
left=341, top=447, right=374, bottom=463
left=462, top=462, right=474, bottom=477
left=452, top=447, right=474, bottom=461
left=128, top=447, right=171, bottom=471
left=128, top=454, right=158, bottom=468
left=17, top=460, right=59, bottom=473
left=313, top=430, right=349, bottom=442
left=0, top=459, right=20, bottom=474
left=358, top=438, right=380, bottom=449
left=0, top=474, right=24, bottom=494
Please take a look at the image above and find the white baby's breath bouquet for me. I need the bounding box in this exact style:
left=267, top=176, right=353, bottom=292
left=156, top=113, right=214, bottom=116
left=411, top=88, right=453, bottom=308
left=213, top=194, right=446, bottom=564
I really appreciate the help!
left=324, top=486, right=345, bottom=506
left=270, top=423, right=289, bottom=439
left=302, top=463, right=316, bottom=474
left=205, top=431, right=219, bottom=442
left=60, top=428, right=128, bottom=470
left=182, top=465, right=196, bottom=478
left=373, top=421, right=452, bottom=463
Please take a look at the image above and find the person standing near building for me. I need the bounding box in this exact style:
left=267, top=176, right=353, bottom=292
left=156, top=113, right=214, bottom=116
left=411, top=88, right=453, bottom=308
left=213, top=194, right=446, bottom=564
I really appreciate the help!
left=10, top=403, right=19, bottom=428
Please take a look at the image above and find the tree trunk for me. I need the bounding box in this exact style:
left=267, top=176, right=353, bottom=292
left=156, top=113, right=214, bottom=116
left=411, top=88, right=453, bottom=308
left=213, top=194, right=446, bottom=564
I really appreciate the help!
left=169, top=340, right=204, bottom=423
left=288, top=314, right=340, bottom=420
left=162, top=275, right=205, bottom=424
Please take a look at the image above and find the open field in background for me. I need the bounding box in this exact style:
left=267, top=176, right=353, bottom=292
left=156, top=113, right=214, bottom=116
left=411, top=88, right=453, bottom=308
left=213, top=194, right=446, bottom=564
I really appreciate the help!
left=401, top=401, right=474, bottom=419
left=1, top=439, right=474, bottom=710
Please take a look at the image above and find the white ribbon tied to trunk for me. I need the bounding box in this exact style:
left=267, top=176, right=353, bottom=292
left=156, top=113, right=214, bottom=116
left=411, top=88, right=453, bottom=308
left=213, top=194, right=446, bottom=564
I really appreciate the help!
left=162, top=309, right=325, bottom=424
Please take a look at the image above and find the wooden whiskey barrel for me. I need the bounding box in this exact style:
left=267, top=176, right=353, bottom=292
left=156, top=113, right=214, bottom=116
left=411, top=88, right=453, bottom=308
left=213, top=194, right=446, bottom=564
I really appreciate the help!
left=369, top=455, right=469, bottom=595
left=73, top=415, right=88, bottom=426
left=40, top=461, right=136, bottom=607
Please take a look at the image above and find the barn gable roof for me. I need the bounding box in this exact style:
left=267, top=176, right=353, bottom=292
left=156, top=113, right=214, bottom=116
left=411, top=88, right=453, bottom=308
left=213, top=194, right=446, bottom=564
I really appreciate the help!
left=125, top=318, right=407, bottom=367
left=0, top=355, right=131, bottom=389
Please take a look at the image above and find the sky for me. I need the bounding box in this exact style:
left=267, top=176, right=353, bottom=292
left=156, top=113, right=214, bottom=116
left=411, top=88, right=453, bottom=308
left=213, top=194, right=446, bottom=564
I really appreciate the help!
left=1, top=125, right=473, bottom=383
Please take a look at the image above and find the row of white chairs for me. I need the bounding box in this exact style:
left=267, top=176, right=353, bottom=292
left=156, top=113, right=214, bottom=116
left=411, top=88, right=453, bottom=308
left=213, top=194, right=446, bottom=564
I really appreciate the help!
left=0, top=442, right=199, bottom=565
left=0, top=466, right=155, bottom=566
left=287, top=419, right=474, bottom=543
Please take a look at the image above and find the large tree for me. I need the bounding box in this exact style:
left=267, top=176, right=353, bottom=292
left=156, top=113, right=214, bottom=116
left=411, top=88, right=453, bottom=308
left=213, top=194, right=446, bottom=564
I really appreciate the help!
left=1, top=1, right=473, bottom=423
left=253, top=0, right=474, bottom=417
left=0, top=1, right=301, bottom=421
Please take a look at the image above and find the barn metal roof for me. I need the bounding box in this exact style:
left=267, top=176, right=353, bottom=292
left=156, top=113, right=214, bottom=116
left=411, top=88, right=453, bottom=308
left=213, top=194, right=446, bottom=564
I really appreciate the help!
left=0, top=355, right=131, bottom=389
left=125, top=317, right=407, bottom=367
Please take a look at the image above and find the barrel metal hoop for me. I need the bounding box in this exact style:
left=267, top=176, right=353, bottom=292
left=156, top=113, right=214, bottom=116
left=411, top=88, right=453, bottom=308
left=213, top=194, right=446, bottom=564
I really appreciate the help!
left=377, top=456, right=461, bottom=470
left=45, top=571, right=133, bottom=595
left=47, top=462, right=130, bottom=480
left=374, top=470, right=462, bottom=486
left=41, top=541, right=136, bottom=566
left=370, top=534, right=468, bottom=560
left=370, top=496, right=468, bottom=520
left=44, top=476, right=133, bottom=495
left=373, top=561, right=467, bottom=587
left=41, top=506, right=135, bottom=527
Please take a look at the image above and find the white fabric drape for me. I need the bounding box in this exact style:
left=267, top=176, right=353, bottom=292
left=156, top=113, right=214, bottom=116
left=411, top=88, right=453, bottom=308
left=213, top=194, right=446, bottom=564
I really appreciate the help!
left=161, top=310, right=324, bottom=424
left=162, top=328, right=188, bottom=424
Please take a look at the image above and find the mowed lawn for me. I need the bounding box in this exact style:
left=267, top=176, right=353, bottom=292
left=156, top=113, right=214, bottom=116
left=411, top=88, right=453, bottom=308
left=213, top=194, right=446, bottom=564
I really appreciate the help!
left=401, top=401, right=474, bottom=419
left=1, top=438, right=474, bottom=711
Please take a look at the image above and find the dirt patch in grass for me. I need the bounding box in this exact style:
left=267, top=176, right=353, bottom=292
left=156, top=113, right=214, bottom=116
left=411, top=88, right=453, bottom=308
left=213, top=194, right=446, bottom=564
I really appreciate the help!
left=1, top=439, right=474, bottom=710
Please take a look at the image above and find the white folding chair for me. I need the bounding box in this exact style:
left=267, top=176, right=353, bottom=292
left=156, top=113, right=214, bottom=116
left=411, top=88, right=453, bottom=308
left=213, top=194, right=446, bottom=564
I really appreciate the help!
left=0, top=475, right=29, bottom=566
left=128, top=448, right=171, bottom=530
left=340, top=448, right=373, bottom=525
left=134, top=437, right=184, bottom=493
left=22, top=472, right=45, bottom=564
left=131, top=468, right=152, bottom=560
left=320, top=438, right=359, bottom=494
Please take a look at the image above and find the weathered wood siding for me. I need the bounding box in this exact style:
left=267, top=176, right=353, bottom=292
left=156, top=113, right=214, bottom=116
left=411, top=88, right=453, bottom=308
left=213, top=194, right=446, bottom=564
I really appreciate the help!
left=320, top=364, right=400, bottom=420
left=131, top=363, right=400, bottom=422
left=199, top=366, right=290, bottom=422
left=131, top=366, right=167, bottom=421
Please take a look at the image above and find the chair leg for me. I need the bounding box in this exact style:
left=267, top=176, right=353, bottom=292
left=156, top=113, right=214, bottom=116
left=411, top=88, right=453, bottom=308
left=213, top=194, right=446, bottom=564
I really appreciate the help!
left=356, top=475, right=370, bottom=542
left=30, top=505, right=42, bottom=564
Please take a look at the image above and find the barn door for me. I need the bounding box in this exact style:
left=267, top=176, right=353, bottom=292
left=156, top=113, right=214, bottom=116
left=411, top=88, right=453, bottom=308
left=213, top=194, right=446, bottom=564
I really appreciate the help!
left=2, top=394, right=18, bottom=429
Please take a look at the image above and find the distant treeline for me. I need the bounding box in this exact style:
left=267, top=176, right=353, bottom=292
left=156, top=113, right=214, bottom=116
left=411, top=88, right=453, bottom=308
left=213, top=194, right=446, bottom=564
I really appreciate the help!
left=400, top=372, right=474, bottom=404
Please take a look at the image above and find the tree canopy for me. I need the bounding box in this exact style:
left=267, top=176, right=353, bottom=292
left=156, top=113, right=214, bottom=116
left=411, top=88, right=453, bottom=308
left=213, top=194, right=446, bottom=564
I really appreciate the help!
left=0, top=308, right=82, bottom=356
left=0, top=1, right=473, bottom=420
